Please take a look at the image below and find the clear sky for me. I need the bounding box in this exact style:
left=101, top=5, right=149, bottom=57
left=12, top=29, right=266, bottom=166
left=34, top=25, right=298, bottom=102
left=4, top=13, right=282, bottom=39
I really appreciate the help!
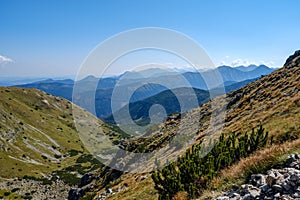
left=1, top=0, right=300, bottom=77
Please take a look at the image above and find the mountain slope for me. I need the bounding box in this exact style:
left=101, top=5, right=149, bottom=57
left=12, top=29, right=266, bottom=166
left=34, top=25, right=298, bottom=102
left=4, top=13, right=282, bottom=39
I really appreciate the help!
left=166, top=52, right=299, bottom=147
left=75, top=51, right=299, bottom=200
left=0, top=87, right=128, bottom=199
left=0, top=87, right=82, bottom=177
left=148, top=52, right=300, bottom=199
left=223, top=78, right=259, bottom=93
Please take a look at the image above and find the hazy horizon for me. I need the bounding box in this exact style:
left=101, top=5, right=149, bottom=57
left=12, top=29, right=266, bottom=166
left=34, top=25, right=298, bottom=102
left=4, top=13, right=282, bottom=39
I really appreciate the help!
left=0, top=63, right=279, bottom=81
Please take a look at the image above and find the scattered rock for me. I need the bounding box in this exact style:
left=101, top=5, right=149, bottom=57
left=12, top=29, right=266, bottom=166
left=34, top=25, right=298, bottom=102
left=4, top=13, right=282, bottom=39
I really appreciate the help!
left=217, top=154, right=300, bottom=200
left=266, top=172, right=276, bottom=186
left=217, top=196, right=229, bottom=200
left=106, top=188, right=113, bottom=194
left=251, top=174, right=265, bottom=186
left=0, top=178, right=71, bottom=200
left=272, top=184, right=282, bottom=192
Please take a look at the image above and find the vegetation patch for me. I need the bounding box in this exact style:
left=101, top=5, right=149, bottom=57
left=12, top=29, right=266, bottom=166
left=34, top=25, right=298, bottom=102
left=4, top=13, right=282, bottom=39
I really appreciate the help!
left=152, top=126, right=269, bottom=199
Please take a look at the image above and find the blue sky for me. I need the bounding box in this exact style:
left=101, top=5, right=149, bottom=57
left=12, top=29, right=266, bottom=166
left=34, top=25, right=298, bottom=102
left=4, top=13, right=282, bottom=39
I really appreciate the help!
left=1, top=0, right=300, bottom=77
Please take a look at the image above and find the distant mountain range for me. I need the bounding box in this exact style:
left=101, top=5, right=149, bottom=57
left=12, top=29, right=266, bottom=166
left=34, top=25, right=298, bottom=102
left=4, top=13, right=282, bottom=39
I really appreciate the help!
left=0, top=76, right=75, bottom=86
left=15, top=65, right=277, bottom=121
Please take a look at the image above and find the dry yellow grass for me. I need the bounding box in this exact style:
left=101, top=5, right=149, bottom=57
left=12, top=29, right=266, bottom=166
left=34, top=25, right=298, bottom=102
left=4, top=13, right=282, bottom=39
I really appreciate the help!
left=172, top=191, right=189, bottom=200
left=102, top=173, right=158, bottom=200
left=199, top=139, right=300, bottom=199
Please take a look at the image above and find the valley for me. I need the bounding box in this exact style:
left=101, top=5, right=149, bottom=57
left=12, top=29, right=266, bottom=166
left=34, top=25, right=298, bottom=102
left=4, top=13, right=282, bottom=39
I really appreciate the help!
left=69, top=51, right=300, bottom=200
left=2, top=1, right=299, bottom=200
left=0, top=53, right=298, bottom=199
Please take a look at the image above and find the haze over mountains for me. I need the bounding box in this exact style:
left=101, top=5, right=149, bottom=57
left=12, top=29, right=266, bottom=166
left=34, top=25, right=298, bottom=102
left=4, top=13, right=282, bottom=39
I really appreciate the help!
left=2, top=0, right=300, bottom=199
left=0, top=52, right=298, bottom=200
left=14, top=65, right=276, bottom=121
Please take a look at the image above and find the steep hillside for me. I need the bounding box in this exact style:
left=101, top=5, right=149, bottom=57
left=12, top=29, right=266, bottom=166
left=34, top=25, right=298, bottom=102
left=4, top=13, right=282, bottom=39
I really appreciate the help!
left=149, top=51, right=300, bottom=199
left=0, top=87, right=82, bottom=177
left=220, top=57, right=299, bottom=138
left=75, top=51, right=299, bottom=200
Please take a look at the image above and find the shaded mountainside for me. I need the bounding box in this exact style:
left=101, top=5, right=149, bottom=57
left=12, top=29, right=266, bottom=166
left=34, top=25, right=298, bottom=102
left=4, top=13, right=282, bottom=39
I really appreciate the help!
left=215, top=64, right=274, bottom=82
left=74, top=52, right=299, bottom=200
left=104, top=87, right=210, bottom=125
left=17, top=81, right=74, bottom=101
left=104, top=78, right=261, bottom=125
left=182, top=65, right=275, bottom=89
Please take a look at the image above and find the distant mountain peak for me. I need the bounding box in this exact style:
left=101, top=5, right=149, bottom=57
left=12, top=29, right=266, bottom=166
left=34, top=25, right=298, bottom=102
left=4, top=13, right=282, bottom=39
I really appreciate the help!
left=82, top=75, right=98, bottom=80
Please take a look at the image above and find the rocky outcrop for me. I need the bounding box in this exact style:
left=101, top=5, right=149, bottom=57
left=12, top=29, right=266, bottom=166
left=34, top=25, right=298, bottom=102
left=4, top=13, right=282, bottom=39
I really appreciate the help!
left=0, top=178, right=71, bottom=199
left=284, top=50, right=300, bottom=68
left=68, top=172, right=98, bottom=200
left=217, top=154, right=300, bottom=200
left=68, top=167, right=125, bottom=200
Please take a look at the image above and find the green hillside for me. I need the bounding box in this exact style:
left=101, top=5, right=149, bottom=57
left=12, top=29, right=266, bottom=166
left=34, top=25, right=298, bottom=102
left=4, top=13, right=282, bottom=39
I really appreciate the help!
left=0, top=87, right=127, bottom=199
left=0, top=87, right=84, bottom=177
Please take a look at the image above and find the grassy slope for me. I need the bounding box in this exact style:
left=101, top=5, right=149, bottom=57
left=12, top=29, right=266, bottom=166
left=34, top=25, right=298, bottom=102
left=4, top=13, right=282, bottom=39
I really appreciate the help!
left=0, top=87, right=85, bottom=178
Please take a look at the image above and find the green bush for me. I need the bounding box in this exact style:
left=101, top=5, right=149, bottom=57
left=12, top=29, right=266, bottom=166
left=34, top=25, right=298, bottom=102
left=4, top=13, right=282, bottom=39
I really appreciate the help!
left=4, top=191, right=10, bottom=196
left=54, top=154, right=62, bottom=159
left=79, top=193, right=96, bottom=200
left=152, top=125, right=269, bottom=199
left=11, top=188, right=20, bottom=193
left=68, top=149, right=80, bottom=157
left=76, top=154, right=93, bottom=163
left=50, top=170, right=81, bottom=186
